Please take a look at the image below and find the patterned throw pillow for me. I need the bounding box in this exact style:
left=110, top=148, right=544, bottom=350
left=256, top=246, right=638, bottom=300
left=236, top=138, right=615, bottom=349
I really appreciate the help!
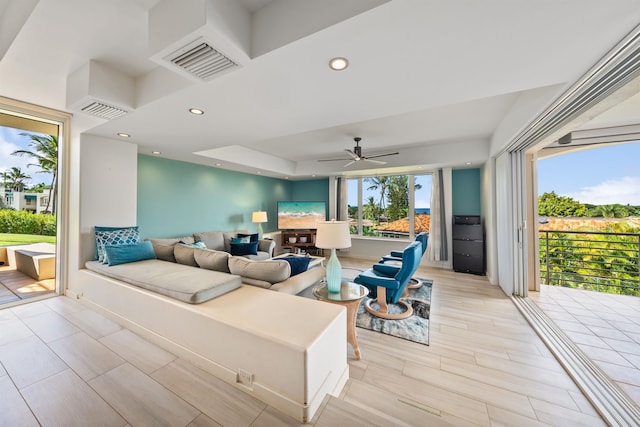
left=95, top=226, right=140, bottom=264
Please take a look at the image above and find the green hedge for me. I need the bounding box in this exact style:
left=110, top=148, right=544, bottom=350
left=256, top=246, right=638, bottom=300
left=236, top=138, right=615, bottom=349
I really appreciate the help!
left=0, top=210, right=57, bottom=236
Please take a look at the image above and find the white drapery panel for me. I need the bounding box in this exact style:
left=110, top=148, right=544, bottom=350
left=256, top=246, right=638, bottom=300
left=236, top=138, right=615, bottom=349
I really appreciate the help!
left=426, top=169, right=447, bottom=261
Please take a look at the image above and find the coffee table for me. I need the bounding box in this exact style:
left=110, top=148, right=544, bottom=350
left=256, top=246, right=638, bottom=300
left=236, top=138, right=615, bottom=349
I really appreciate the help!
left=272, top=253, right=325, bottom=269
left=313, top=282, right=369, bottom=360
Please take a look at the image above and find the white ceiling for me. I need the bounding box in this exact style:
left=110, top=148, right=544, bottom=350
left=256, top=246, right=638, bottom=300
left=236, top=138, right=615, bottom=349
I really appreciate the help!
left=1, top=0, right=640, bottom=179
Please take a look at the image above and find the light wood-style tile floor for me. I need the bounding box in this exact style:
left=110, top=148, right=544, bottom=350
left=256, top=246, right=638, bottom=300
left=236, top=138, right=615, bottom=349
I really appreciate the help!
left=529, top=284, right=640, bottom=408
left=0, top=260, right=607, bottom=426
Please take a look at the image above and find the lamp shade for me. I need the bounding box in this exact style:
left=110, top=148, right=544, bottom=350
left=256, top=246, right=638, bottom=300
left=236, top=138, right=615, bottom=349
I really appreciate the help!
left=315, top=220, right=351, bottom=249
left=252, top=211, right=268, bottom=223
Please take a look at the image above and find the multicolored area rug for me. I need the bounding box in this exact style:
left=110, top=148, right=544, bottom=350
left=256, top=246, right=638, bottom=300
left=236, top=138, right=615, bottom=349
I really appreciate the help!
left=313, top=267, right=431, bottom=346
left=355, top=280, right=431, bottom=345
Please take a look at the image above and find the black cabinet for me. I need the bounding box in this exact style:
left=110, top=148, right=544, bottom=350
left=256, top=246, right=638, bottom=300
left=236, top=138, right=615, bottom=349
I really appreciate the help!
left=453, top=215, right=484, bottom=275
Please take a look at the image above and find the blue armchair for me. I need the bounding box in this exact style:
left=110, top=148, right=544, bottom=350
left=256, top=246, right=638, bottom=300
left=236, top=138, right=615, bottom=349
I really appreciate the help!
left=354, top=241, right=422, bottom=320
left=379, top=232, right=428, bottom=289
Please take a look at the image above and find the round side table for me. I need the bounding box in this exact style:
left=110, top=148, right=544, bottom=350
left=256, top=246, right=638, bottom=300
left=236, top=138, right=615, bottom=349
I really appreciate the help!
left=313, top=282, right=369, bottom=360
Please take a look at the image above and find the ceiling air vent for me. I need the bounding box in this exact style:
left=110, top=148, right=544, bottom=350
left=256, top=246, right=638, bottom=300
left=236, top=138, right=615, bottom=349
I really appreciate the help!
left=81, top=100, right=128, bottom=120
left=165, top=38, right=238, bottom=81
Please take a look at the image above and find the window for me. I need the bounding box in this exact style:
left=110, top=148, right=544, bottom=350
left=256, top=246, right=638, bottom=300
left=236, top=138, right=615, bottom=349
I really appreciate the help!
left=347, top=174, right=432, bottom=239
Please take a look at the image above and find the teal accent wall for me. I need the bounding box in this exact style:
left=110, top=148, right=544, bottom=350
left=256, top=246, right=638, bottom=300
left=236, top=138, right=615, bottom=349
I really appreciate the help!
left=137, top=155, right=291, bottom=238
left=291, top=178, right=330, bottom=218
left=137, top=155, right=330, bottom=238
left=452, top=168, right=481, bottom=215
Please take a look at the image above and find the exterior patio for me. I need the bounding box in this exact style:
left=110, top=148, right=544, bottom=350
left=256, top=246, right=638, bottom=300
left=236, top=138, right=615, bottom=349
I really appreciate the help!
left=529, top=285, right=640, bottom=407
left=0, top=264, right=55, bottom=305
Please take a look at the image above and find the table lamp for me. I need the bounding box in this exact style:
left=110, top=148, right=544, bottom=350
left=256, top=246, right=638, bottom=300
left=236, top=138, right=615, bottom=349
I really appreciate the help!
left=252, top=211, right=268, bottom=239
left=315, top=220, right=351, bottom=292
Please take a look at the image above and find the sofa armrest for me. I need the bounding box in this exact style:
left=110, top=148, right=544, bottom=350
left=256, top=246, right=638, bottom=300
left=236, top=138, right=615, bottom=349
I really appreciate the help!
left=258, top=239, right=276, bottom=257
left=271, top=267, right=325, bottom=295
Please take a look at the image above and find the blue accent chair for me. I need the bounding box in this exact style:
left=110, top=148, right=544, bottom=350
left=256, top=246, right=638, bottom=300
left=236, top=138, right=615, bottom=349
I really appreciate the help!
left=379, top=232, right=428, bottom=288
left=354, top=241, right=422, bottom=320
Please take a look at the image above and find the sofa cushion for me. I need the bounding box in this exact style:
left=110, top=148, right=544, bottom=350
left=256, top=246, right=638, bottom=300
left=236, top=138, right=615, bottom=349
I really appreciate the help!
left=174, top=244, right=198, bottom=267
left=230, top=241, right=258, bottom=256
left=85, top=260, right=241, bottom=304
left=194, top=248, right=230, bottom=273
left=104, top=241, right=157, bottom=266
left=228, top=256, right=291, bottom=285
left=150, top=244, right=176, bottom=263
left=147, top=236, right=195, bottom=246
left=193, top=231, right=225, bottom=251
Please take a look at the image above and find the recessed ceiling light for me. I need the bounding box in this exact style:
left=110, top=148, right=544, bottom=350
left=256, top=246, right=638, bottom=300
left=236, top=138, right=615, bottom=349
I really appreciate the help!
left=152, top=151, right=162, bottom=155
left=465, top=162, right=472, bottom=165
left=117, top=133, right=130, bottom=138
left=189, top=108, right=204, bottom=115
left=284, top=176, right=289, bottom=179
left=215, top=163, right=221, bottom=167
left=329, top=57, right=349, bottom=71
left=312, top=174, right=316, bottom=177
left=257, top=171, right=262, bottom=174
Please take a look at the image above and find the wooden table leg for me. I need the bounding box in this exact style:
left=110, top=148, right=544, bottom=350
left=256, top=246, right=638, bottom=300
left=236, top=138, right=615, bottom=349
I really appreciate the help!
left=344, top=298, right=364, bottom=360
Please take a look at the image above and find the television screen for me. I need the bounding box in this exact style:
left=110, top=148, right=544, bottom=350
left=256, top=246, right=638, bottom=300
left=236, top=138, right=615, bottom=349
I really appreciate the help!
left=277, top=201, right=327, bottom=230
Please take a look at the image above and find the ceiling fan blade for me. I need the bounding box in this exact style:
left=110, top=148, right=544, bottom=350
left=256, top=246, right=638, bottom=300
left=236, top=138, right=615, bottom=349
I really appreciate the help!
left=365, top=151, right=399, bottom=159
left=344, top=149, right=359, bottom=160
left=363, top=158, right=387, bottom=165
left=343, top=160, right=356, bottom=168
left=317, top=157, right=351, bottom=162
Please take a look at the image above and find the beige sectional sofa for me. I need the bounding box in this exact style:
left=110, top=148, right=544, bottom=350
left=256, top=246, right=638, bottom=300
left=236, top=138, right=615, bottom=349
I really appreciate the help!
left=79, top=228, right=344, bottom=423
left=148, top=229, right=276, bottom=262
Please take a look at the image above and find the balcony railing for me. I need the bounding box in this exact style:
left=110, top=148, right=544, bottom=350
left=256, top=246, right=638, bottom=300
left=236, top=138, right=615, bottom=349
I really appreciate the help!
left=539, top=229, right=640, bottom=296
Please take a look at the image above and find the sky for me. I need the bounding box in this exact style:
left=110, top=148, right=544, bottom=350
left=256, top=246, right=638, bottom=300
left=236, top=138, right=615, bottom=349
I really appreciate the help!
left=537, top=141, right=640, bottom=206
left=1, top=125, right=53, bottom=187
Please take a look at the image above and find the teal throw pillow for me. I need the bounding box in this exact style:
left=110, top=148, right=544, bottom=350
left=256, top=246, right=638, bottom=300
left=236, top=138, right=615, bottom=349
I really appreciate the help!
left=230, top=241, right=258, bottom=256
left=104, top=241, right=156, bottom=266
left=282, top=256, right=311, bottom=276
left=231, top=236, right=250, bottom=244
left=191, top=241, right=206, bottom=249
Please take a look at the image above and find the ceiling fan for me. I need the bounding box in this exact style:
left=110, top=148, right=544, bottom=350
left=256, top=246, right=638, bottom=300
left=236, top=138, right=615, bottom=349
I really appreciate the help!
left=318, top=137, right=399, bottom=167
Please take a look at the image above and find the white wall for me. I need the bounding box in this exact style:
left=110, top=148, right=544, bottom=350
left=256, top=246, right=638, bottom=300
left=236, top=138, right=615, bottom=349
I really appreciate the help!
left=489, top=84, right=565, bottom=156
left=68, top=134, right=137, bottom=295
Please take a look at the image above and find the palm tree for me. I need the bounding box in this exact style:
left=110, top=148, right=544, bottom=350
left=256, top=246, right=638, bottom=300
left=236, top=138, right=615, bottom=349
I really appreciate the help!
left=387, top=176, right=423, bottom=221
left=365, top=176, right=389, bottom=215
left=12, top=133, right=58, bottom=214
left=6, top=166, right=31, bottom=192
left=1, top=171, right=9, bottom=189
left=591, top=204, right=629, bottom=218
left=362, top=196, right=379, bottom=221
